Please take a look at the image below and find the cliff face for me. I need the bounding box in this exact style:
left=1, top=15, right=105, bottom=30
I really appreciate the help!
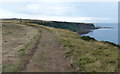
left=29, top=20, right=95, bottom=34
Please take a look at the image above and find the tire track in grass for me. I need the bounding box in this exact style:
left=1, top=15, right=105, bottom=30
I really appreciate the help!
left=19, top=29, right=42, bottom=72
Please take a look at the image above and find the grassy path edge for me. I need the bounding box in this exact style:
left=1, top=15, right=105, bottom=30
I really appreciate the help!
left=18, top=29, right=42, bottom=72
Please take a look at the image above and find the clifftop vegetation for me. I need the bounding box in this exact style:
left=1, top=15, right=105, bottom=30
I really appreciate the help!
left=39, top=25, right=119, bottom=72
left=2, top=19, right=95, bottom=34
left=2, top=19, right=119, bottom=72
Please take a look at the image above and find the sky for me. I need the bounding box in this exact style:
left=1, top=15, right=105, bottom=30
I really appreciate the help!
left=0, top=0, right=119, bottom=23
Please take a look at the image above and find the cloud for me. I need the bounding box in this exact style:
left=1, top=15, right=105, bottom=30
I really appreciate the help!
left=0, top=7, right=116, bottom=23
left=33, top=16, right=114, bottom=23
left=0, top=8, right=14, bottom=17
left=0, top=2, right=117, bottom=23
left=0, top=8, right=113, bottom=23
left=0, top=0, right=119, bottom=2
left=26, top=4, right=40, bottom=11
left=23, top=3, right=72, bottom=16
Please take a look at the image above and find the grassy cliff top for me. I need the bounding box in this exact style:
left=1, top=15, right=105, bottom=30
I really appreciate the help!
left=2, top=20, right=119, bottom=72
left=37, top=24, right=119, bottom=72
left=2, top=19, right=95, bottom=34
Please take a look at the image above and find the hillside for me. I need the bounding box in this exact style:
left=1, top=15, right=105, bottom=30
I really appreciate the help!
left=3, top=19, right=95, bottom=34
left=29, top=20, right=95, bottom=34
left=2, top=21, right=73, bottom=72
left=38, top=24, right=119, bottom=72
left=2, top=19, right=119, bottom=72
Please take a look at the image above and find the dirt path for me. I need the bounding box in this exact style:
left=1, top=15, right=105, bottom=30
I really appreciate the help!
left=22, top=27, right=72, bottom=72
left=2, top=23, right=38, bottom=72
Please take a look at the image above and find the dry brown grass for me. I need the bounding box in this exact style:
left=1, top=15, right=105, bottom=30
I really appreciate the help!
left=2, top=22, right=40, bottom=72
left=2, top=21, right=119, bottom=72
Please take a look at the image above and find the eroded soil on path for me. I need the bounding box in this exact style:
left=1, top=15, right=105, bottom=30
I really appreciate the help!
left=23, top=28, right=72, bottom=72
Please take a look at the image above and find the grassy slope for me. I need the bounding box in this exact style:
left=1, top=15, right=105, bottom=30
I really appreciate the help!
left=2, top=22, right=42, bottom=72
left=38, top=24, right=119, bottom=72
left=2, top=21, right=119, bottom=72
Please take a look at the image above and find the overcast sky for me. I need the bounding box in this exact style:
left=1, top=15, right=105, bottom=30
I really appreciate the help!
left=0, top=0, right=119, bottom=23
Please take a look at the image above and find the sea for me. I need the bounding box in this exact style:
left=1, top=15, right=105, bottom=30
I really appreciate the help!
left=82, top=23, right=119, bottom=45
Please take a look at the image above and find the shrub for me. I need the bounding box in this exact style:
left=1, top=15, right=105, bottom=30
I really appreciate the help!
left=81, top=36, right=96, bottom=41
left=102, top=41, right=120, bottom=48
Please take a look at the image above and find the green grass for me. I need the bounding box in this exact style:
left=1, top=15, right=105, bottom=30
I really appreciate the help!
left=2, top=63, right=20, bottom=72
left=39, top=25, right=119, bottom=72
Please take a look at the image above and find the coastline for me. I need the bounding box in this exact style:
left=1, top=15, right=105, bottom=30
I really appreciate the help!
left=79, top=26, right=120, bottom=46
left=81, top=35, right=120, bottom=47
left=79, top=23, right=119, bottom=46
left=2, top=19, right=119, bottom=46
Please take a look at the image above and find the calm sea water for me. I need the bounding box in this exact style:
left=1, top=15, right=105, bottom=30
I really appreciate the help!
left=83, top=23, right=118, bottom=44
